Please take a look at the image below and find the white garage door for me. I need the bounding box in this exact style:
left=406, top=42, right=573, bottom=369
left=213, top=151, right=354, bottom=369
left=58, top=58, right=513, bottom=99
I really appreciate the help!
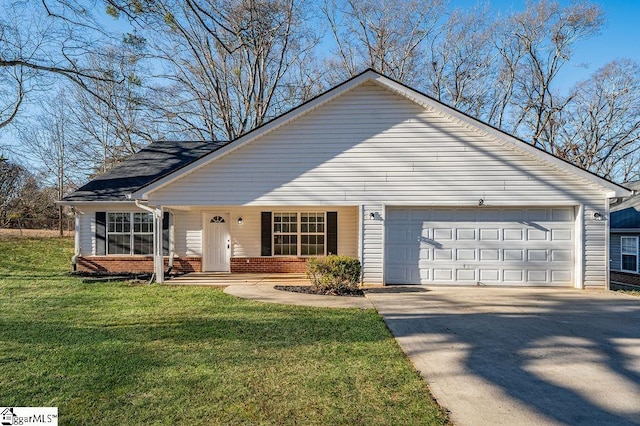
left=385, top=207, right=575, bottom=286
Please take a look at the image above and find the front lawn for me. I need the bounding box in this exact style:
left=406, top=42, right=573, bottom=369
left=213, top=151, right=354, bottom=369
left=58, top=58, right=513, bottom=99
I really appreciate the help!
left=0, top=236, right=448, bottom=425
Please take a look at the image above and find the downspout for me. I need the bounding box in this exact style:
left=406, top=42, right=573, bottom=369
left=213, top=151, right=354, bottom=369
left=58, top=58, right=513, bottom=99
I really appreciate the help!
left=134, top=199, right=164, bottom=283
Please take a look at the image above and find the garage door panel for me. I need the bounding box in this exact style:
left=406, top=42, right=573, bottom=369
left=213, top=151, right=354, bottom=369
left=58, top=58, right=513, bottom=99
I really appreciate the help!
left=434, top=269, right=453, bottom=280
left=434, top=229, right=453, bottom=240
left=480, top=249, right=500, bottom=260
left=456, top=229, right=476, bottom=240
left=552, top=229, right=572, bottom=241
left=527, top=249, right=547, bottom=261
left=434, top=249, right=453, bottom=260
left=480, top=229, right=500, bottom=240
left=385, top=207, right=574, bottom=286
left=456, top=249, right=476, bottom=261
left=527, top=270, right=548, bottom=282
left=456, top=269, right=476, bottom=281
left=527, top=229, right=548, bottom=240
left=480, top=269, right=500, bottom=281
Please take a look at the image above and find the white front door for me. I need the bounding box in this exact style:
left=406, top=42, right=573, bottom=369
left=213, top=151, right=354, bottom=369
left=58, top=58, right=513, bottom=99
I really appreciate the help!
left=204, top=213, right=231, bottom=272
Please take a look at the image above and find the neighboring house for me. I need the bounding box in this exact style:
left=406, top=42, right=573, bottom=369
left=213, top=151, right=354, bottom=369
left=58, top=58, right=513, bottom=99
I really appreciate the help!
left=610, top=181, right=640, bottom=286
left=60, top=69, right=630, bottom=288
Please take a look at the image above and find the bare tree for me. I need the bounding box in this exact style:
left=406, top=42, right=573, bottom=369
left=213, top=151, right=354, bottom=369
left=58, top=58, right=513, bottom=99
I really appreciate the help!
left=68, top=41, right=161, bottom=173
left=497, top=0, right=604, bottom=148
left=105, top=0, right=321, bottom=141
left=0, top=0, right=121, bottom=136
left=426, top=5, right=496, bottom=117
left=555, top=59, right=640, bottom=181
left=0, top=159, right=28, bottom=227
left=19, top=92, right=83, bottom=234
left=323, top=0, right=445, bottom=85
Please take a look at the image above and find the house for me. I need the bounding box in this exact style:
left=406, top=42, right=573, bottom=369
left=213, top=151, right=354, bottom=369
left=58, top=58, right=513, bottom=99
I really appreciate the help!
left=610, top=181, right=640, bottom=286
left=60, top=69, right=630, bottom=288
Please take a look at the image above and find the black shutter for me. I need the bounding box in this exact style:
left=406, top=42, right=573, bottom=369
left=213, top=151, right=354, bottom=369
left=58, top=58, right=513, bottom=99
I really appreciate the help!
left=327, top=211, right=338, bottom=255
left=261, top=212, right=272, bottom=256
left=95, top=211, right=106, bottom=255
left=162, top=212, right=171, bottom=256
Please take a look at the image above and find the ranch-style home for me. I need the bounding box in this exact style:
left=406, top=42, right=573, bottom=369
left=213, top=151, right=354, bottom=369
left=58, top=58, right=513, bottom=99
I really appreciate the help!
left=61, top=69, right=630, bottom=288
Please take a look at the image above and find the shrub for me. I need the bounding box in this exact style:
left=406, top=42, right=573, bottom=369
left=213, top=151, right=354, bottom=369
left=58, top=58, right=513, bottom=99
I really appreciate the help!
left=306, top=255, right=362, bottom=295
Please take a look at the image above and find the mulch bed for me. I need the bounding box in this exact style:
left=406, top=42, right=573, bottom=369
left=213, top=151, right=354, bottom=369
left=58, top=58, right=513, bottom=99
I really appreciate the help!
left=274, top=285, right=365, bottom=297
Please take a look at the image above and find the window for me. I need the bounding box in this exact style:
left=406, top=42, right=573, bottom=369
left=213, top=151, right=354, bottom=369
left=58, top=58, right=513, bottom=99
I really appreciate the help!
left=273, top=212, right=325, bottom=256
left=621, top=236, right=639, bottom=273
left=107, top=212, right=154, bottom=255
left=301, top=212, right=325, bottom=255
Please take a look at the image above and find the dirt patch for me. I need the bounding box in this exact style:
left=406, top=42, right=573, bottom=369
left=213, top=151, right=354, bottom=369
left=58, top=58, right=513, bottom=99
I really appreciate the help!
left=274, top=285, right=365, bottom=297
left=0, top=228, right=75, bottom=239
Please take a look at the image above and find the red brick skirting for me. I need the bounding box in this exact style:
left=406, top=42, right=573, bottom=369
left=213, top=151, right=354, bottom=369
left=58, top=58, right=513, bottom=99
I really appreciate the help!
left=77, top=256, right=202, bottom=274
left=611, top=271, right=640, bottom=286
left=230, top=257, right=308, bottom=273
left=76, top=256, right=307, bottom=274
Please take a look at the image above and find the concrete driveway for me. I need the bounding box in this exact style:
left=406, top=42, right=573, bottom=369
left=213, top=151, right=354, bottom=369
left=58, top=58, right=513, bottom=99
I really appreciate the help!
left=366, top=287, right=640, bottom=426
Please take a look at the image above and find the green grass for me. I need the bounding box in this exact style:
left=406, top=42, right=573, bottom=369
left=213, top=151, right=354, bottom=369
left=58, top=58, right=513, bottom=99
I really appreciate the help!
left=0, top=237, right=448, bottom=425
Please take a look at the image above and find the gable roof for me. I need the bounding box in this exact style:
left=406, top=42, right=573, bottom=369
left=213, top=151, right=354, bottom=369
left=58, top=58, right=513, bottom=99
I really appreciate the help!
left=131, top=69, right=630, bottom=200
left=62, top=140, right=226, bottom=202
left=611, top=181, right=640, bottom=229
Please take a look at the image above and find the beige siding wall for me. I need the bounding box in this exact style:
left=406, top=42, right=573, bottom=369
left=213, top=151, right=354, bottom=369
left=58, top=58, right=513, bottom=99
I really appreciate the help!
left=173, top=209, right=202, bottom=257
left=141, top=82, right=611, bottom=286
left=176, top=206, right=358, bottom=259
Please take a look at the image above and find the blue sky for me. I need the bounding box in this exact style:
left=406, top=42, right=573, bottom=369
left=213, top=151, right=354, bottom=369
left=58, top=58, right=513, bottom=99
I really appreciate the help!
left=451, top=0, right=640, bottom=88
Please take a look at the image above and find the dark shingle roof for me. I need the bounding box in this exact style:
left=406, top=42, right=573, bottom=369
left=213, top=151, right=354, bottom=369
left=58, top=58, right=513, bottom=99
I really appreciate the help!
left=62, top=140, right=226, bottom=202
left=611, top=181, right=640, bottom=229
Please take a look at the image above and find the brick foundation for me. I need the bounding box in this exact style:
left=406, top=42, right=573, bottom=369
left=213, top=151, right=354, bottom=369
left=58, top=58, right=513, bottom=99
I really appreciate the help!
left=76, top=256, right=307, bottom=274
left=230, top=257, right=308, bottom=273
left=611, top=271, right=640, bottom=286
left=77, top=256, right=202, bottom=274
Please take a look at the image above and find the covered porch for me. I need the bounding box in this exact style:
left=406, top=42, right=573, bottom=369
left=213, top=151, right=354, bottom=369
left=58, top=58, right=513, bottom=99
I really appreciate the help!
left=145, top=205, right=362, bottom=283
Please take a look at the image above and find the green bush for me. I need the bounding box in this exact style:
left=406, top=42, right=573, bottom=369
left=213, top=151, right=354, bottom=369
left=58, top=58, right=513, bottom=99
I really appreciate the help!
left=306, top=255, right=362, bottom=294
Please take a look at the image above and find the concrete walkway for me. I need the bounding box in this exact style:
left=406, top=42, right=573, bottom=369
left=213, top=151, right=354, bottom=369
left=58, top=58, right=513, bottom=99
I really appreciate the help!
left=224, top=284, right=373, bottom=309
left=168, top=273, right=373, bottom=309
left=366, top=286, right=640, bottom=426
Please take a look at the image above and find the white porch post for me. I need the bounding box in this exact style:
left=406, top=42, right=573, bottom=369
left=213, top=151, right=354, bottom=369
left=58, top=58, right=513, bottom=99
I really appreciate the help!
left=134, top=200, right=164, bottom=283
left=154, top=208, right=164, bottom=283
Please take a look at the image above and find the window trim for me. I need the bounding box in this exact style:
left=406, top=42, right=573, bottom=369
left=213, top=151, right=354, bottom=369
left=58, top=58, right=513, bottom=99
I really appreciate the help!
left=620, top=236, right=639, bottom=273
left=106, top=211, right=155, bottom=256
left=272, top=211, right=326, bottom=257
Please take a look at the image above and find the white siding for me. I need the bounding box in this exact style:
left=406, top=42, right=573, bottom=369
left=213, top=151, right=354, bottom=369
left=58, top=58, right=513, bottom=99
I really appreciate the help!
left=173, top=209, right=202, bottom=257
left=74, top=203, right=143, bottom=256
left=145, top=82, right=611, bottom=287
left=584, top=203, right=608, bottom=288
left=363, top=204, right=384, bottom=284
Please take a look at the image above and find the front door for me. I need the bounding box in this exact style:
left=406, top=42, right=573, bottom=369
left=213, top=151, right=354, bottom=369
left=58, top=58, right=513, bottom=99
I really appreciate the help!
left=204, top=213, right=231, bottom=272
